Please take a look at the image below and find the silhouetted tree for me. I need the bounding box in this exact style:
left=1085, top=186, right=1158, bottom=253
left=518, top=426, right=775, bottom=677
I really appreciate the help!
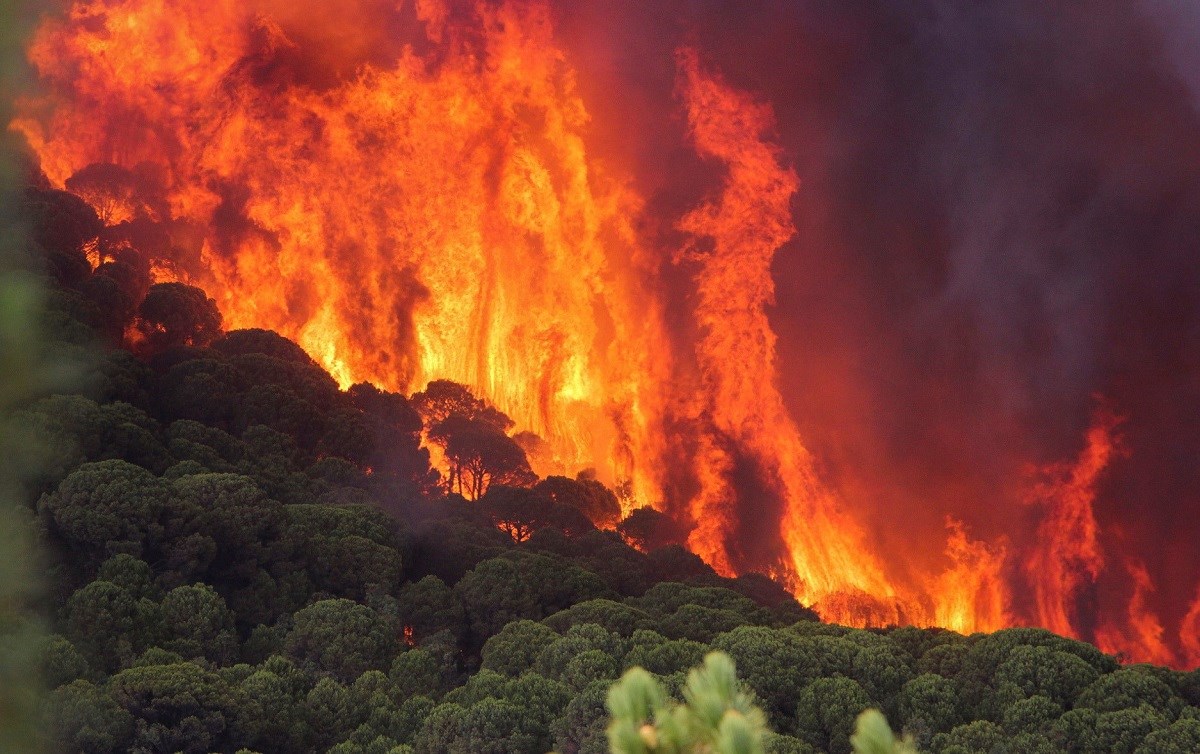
left=617, top=507, right=688, bottom=552
left=79, top=272, right=136, bottom=343
left=535, top=475, right=621, bottom=529
left=411, top=379, right=513, bottom=432
left=407, top=516, right=512, bottom=584
left=20, top=187, right=101, bottom=287
left=481, top=485, right=594, bottom=543
left=347, top=382, right=435, bottom=490
left=65, top=163, right=140, bottom=225
left=430, top=415, right=536, bottom=499
left=133, top=282, right=223, bottom=352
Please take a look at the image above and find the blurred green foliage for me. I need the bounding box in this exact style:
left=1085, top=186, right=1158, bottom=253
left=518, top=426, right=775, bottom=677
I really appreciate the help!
left=850, top=710, right=920, bottom=754
left=600, top=652, right=919, bottom=754
left=1, top=0, right=49, bottom=750
left=604, top=651, right=768, bottom=754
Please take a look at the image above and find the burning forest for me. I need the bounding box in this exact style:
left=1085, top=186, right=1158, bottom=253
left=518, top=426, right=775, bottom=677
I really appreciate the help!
left=9, top=0, right=1200, bottom=672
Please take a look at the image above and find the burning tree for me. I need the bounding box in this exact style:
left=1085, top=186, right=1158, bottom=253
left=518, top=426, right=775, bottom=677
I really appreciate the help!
left=428, top=413, right=535, bottom=500
left=412, top=380, right=535, bottom=499
left=132, top=282, right=223, bottom=352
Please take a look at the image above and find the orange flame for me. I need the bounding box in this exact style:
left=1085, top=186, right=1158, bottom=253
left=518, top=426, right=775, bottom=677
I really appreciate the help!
left=1095, top=561, right=1175, bottom=667
left=1181, top=587, right=1200, bottom=669
left=16, top=0, right=669, bottom=506
left=932, top=519, right=1010, bottom=634
left=675, top=48, right=901, bottom=615
left=1023, top=406, right=1122, bottom=638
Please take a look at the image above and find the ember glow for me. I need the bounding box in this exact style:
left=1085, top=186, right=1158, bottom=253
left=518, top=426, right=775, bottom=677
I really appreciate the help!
left=14, top=0, right=1200, bottom=668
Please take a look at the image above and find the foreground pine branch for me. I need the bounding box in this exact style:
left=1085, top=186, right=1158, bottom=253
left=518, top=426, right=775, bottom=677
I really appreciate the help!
left=600, top=651, right=920, bottom=754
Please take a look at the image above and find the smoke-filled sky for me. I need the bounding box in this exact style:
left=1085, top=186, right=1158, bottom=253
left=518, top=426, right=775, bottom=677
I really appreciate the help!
left=1144, top=0, right=1200, bottom=101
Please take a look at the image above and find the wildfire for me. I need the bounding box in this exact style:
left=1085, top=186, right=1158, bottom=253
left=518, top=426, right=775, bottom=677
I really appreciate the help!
left=932, top=519, right=1009, bottom=634
left=674, top=47, right=900, bottom=615
left=1182, top=589, right=1200, bottom=669
left=1096, top=561, right=1174, bottom=667
left=13, top=0, right=1200, bottom=668
left=15, top=0, right=669, bottom=505
left=1023, top=407, right=1123, bottom=640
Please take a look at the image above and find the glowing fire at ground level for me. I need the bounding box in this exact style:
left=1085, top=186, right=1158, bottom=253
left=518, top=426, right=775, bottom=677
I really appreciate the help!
left=14, top=0, right=1200, bottom=669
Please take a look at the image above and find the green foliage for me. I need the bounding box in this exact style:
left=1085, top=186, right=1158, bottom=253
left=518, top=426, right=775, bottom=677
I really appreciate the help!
left=456, top=552, right=610, bottom=640
left=626, top=637, right=709, bottom=678
left=96, top=554, right=158, bottom=600
left=990, top=643, right=1100, bottom=709
left=285, top=599, right=397, bottom=682
left=1135, top=717, right=1200, bottom=754
left=897, top=673, right=962, bottom=737
left=62, top=579, right=163, bottom=674
left=39, top=634, right=91, bottom=689
left=39, top=459, right=176, bottom=570
left=48, top=679, right=134, bottom=754
left=390, top=649, right=446, bottom=699
left=605, top=651, right=768, bottom=754
left=850, top=710, right=920, bottom=754
left=397, top=575, right=467, bottom=642
left=851, top=643, right=914, bottom=703
left=303, top=676, right=354, bottom=749
left=565, top=649, right=621, bottom=690
left=929, top=720, right=1003, bottom=754
left=19, top=394, right=171, bottom=488
left=1000, top=694, right=1061, bottom=735
left=1074, top=666, right=1186, bottom=717
left=554, top=679, right=612, bottom=754
left=709, top=626, right=815, bottom=729
left=481, top=619, right=561, bottom=676
left=544, top=598, right=652, bottom=636
left=235, top=667, right=304, bottom=751
left=536, top=624, right=627, bottom=681
left=795, top=677, right=873, bottom=753
left=107, top=661, right=238, bottom=752
left=159, top=583, right=238, bottom=663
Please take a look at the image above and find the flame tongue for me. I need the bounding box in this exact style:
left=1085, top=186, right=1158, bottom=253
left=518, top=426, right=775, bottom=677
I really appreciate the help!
left=674, top=48, right=902, bottom=613
left=1023, top=408, right=1122, bottom=639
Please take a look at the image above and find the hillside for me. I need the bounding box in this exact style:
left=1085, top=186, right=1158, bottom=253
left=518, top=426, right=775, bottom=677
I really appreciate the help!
left=9, top=184, right=1200, bottom=754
